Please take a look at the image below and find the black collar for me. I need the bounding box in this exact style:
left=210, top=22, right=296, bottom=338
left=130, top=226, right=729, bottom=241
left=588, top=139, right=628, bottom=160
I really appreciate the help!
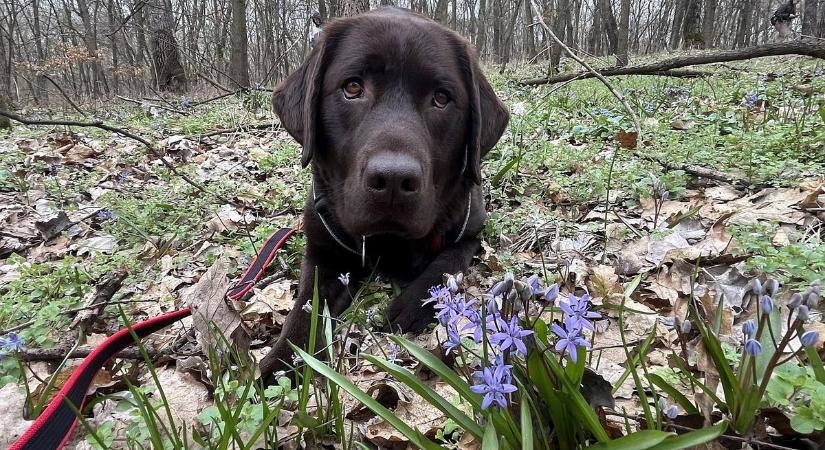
left=311, top=183, right=472, bottom=266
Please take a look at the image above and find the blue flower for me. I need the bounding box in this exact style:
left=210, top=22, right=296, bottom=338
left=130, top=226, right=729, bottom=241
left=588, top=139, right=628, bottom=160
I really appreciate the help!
left=559, top=294, right=601, bottom=331
left=744, top=339, right=762, bottom=356
left=470, top=365, right=517, bottom=409
left=115, top=172, right=130, bottom=183
left=430, top=287, right=475, bottom=326
left=489, top=316, right=533, bottom=355
left=552, top=317, right=591, bottom=363
left=0, top=332, right=25, bottom=354
left=797, top=305, right=810, bottom=322
left=743, top=92, right=757, bottom=109
left=442, top=326, right=463, bottom=355
left=742, top=319, right=756, bottom=338
left=644, top=102, right=654, bottom=114
left=463, top=308, right=496, bottom=344
left=801, top=331, right=819, bottom=348
left=760, top=295, right=774, bottom=315
left=526, top=274, right=559, bottom=302
left=96, top=208, right=117, bottom=221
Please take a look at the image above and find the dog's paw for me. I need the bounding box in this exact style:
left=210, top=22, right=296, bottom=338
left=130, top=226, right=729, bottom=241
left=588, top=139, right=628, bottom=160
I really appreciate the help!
left=386, top=296, right=435, bottom=333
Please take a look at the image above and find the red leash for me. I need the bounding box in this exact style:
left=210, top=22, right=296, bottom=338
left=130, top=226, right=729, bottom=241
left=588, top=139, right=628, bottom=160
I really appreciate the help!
left=9, top=227, right=296, bottom=450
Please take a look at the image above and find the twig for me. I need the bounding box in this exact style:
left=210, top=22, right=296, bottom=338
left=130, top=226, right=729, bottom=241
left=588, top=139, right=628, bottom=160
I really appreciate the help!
left=16, top=345, right=161, bottom=362
left=633, top=150, right=749, bottom=187
left=0, top=110, right=239, bottom=207
left=42, top=74, right=85, bottom=115
left=528, top=0, right=642, bottom=140
left=70, top=270, right=129, bottom=331
left=116, top=95, right=189, bottom=116
left=196, top=122, right=275, bottom=138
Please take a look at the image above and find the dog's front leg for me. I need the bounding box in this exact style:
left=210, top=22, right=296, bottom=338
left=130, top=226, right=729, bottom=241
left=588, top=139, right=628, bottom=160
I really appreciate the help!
left=259, top=254, right=362, bottom=382
left=386, top=238, right=481, bottom=333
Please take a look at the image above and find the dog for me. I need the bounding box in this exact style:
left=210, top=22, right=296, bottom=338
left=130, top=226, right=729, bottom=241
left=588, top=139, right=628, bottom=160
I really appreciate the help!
left=259, top=7, right=509, bottom=380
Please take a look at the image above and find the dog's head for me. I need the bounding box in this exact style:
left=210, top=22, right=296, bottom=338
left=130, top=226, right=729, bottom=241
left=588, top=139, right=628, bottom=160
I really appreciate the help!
left=274, top=7, right=508, bottom=239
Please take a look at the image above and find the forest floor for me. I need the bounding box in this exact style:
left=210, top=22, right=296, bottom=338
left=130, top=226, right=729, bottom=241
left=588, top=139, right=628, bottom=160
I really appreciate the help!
left=1, top=56, right=824, bottom=449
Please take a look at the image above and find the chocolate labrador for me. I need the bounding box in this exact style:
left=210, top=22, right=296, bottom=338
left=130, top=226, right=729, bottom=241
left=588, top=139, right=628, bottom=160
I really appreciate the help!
left=260, top=7, right=509, bottom=380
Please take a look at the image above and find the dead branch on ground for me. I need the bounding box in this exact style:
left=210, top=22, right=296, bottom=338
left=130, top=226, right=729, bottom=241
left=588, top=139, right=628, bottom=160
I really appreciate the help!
left=0, top=110, right=239, bottom=207
left=521, top=40, right=825, bottom=86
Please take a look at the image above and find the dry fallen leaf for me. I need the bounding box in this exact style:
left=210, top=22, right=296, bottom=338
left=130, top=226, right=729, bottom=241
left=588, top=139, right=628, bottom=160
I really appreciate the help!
left=185, top=259, right=251, bottom=355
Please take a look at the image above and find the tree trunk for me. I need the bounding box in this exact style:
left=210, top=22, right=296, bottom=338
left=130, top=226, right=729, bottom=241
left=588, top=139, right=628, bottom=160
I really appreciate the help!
left=342, top=0, right=369, bottom=16
left=803, top=0, right=819, bottom=36
left=76, top=0, right=108, bottom=96
left=492, top=0, right=504, bottom=62
left=0, top=34, right=10, bottom=129
left=701, top=0, right=718, bottom=48
left=734, top=0, right=753, bottom=48
left=31, top=0, right=48, bottom=103
left=670, top=0, right=687, bottom=48
left=524, top=0, right=536, bottom=58
left=477, top=0, right=488, bottom=54
left=681, top=0, right=702, bottom=47
left=230, top=0, right=251, bottom=87
left=147, top=0, right=187, bottom=91
left=550, top=0, right=569, bottom=72
left=616, top=0, right=631, bottom=65
left=819, top=0, right=825, bottom=37
left=435, top=0, right=449, bottom=24
left=599, top=0, right=619, bottom=54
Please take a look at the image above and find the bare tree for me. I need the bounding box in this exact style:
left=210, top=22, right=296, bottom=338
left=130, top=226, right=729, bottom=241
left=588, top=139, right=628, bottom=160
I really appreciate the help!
left=230, top=0, right=251, bottom=87
left=0, top=28, right=10, bottom=129
left=342, top=0, right=369, bottom=16
left=147, top=0, right=186, bottom=91
left=616, top=0, right=631, bottom=66
left=734, top=0, right=754, bottom=47
left=702, top=0, right=719, bottom=47
left=681, top=0, right=702, bottom=47
left=802, top=0, right=819, bottom=36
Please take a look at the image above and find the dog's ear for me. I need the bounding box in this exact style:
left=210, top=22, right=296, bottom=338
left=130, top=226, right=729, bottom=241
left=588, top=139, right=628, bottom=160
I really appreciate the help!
left=463, top=44, right=509, bottom=185
left=272, top=36, right=327, bottom=168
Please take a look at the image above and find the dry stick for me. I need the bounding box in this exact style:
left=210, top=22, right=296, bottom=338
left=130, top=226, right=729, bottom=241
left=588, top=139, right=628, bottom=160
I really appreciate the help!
left=633, top=150, right=749, bottom=187
left=529, top=1, right=641, bottom=137
left=42, top=74, right=85, bottom=115
left=116, top=95, right=189, bottom=116
left=0, top=110, right=238, bottom=207
left=529, top=0, right=642, bottom=266
left=17, top=345, right=160, bottom=362
left=521, top=40, right=825, bottom=86
left=69, top=269, right=129, bottom=331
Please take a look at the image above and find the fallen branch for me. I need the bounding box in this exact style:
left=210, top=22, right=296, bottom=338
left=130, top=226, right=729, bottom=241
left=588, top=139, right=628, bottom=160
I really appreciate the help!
left=116, top=95, right=189, bottom=116
left=70, top=270, right=129, bottom=331
left=521, top=40, right=825, bottom=86
left=196, top=122, right=276, bottom=138
left=16, top=345, right=160, bottom=362
left=0, top=110, right=238, bottom=206
left=633, top=151, right=749, bottom=187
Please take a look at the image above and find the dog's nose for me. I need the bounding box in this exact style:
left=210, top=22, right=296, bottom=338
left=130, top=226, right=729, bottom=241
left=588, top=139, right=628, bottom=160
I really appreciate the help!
left=364, top=153, right=422, bottom=203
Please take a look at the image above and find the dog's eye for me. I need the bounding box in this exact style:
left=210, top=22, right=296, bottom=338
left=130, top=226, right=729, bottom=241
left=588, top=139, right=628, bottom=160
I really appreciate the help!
left=343, top=79, right=364, bottom=99
left=433, top=90, right=450, bottom=108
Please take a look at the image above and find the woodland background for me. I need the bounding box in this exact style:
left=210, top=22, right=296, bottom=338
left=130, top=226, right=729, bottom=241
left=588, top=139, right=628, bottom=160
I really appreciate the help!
left=2, top=0, right=825, bottom=112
